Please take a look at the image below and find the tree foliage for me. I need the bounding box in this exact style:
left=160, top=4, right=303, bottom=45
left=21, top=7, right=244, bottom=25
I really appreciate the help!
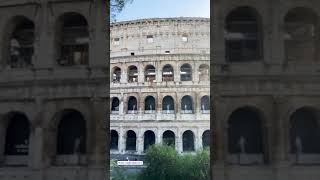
left=138, top=145, right=210, bottom=180
left=110, top=0, right=132, bottom=21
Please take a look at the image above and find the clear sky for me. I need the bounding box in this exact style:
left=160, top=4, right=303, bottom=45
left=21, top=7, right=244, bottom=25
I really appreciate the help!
left=114, top=0, right=210, bottom=22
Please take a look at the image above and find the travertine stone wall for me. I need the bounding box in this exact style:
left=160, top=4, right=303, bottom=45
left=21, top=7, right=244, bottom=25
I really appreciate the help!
left=0, top=0, right=108, bottom=180
left=110, top=18, right=210, bottom=157
left=212, top=0, right=320, bottom=180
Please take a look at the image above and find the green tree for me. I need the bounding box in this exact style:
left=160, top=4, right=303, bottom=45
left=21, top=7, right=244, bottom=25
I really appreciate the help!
left=110, top=0, right=132, bottom=21
left=138, top=145, right=210, bottom=180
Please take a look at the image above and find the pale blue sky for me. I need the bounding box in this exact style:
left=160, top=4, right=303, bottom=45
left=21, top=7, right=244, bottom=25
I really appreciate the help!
left=115, top=0, right=210, bottom=22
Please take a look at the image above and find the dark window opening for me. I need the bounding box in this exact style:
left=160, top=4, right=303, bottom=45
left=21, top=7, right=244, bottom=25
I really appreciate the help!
left=163, top=130, right=175, bottom=147
left=112, top=67, right=121, bottom=83
left=225, top=7, right=262, bottom=62
left=128, top=96, right=138, bottom=112
left=201, top=96, right=210, bottom=113
left=9, top=18, right=34, bottom=68
left=145, top=96, right=155, bottom=113
left=144, top=130, right=155, bottom=151
left=57, top=110, right=86, bottom=155
left=284, top=7, right=317, bottom=62
left=111, top=97, right=120, bottom=112
left=5, top=112, right=30, bottom=155
left=180, top=64, right=192, bottom=81
left=145, top=65, right=156, bottom=82
left=58, top=13, right=89, bottom=66
left=183, top=130, right=195, bottom=152
left=202, top=130, right=210, bottom=149
left=111, top=130, right=119, bottom=150
left=126, top=130, right=136, bottom=151
left=181, top=95, right=193, bottom=113
left=162, top=64, right=174, bottom=82
left=290, top=107, right=320, bottom=154
left=128, top=66, right=138, bottom=83
left=162, top=96, right=174, bottom=113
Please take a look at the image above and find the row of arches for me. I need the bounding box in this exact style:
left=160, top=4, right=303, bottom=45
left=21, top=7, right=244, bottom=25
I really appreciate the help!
left=111, top=63, right=209, bottom=83
left=226, top=106, right=320, bottom=164
left=1, top=109, right=87, bottom=166
left=5, top=12, right=89, bottom=68
left=224, top=6, right=319, bottom=62
left=111, top=95, right=210, bottom=114
left=110, top=130, right=210, bottom=152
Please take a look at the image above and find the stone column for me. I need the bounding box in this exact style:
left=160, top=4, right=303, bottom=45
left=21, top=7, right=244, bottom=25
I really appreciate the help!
left=176, top=129, right=183, bottom=153
left=88, top=97, right=107, bottom=168
left=138, top=63, right=144, bottom=83
left=156, top=130, right=162, bottom=144
left=137, top=134, right=144, bottom=154
left=118, top=128, right=125, bottom=154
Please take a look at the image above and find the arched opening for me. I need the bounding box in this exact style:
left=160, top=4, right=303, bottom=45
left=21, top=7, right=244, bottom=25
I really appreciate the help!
left=202, top=130, right=210, bottom=149
left=228, top=107, right=265, bottom=164
left=144, top=96, right=155, bottom=113
left=199, top=64, right=209, bottom=81
left=201, top=96, right=210, bottom=113
left=162, top=64, right=174, bottom=82
left=183, top=130, right=195, bottom=152
left=128, top=65, right=138, bottom=83
left=162, top=96, right=174, bottom=114
left=290, top=107, right=320, bottom=164
left=126, top=130, right=136, bottom=151
left=112, top=67, right=121, bottom=83
left=225, top=7, right=262, bottom=62
left=145, top=65, right=156, bottom=82
left=181, top=95, right=193, bottom=114
left=8, top=17, right=34, bottom=68
left=284, top=7, right=318, bottom=62
left=4, top=112, right=30, bottom=156
left=56, top=12, right=89, bottom=66
left=57, top=109, right=86, bottom=155
left=163, top=130, right=175, bottom=147
left=180, top=63, right=192, bottom=81
left=110, top=130, right=119, bottom=150
left=127, top=96, right=138, bottom=114
left=144, top=130, right=155, bottom=151
left=111, top=97, right=120, bottom=113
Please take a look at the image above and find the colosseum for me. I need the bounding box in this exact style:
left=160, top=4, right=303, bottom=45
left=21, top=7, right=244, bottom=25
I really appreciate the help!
left=0, top=0, right=107, bottom=180
left=212, top=0, right=320, bottom=180
left=110, top=17, right=210, bottom=161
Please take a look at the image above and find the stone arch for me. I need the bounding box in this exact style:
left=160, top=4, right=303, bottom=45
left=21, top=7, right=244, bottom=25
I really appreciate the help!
left=201, top=95, right=210, bottom=112
left=162, top=96, right=175, bottom=113
left=225, top=6, right=263, bottom=62
left=202, top=130, right=210, bottom=149
left=110, top=130, right=119, bottom=150
left=181, top=95, right=193, bottom=113
left=182, top=130, right=195, bottom=152
left=128, top=65, right=138, bottom=83
left=284, top=7, right=318, bottom=62
left=143, top=130, right=155, bottom=151
left=55, top=12, right=89, bottom=66
left=144, top=96, right=156, bottom=113
left=163, top=130, right=175, bottom=147
left=199, top=64, right=209, bottom=81
left=56, top=109, right=86, bottom=155
left=4, top=112, right=30, bottom=156
left=180, top=63, right=192, bottom=81
left=111, top=66, right=121, bottom=83
left=289, top=106, right=320, bottom=154
left=227, top=106, right=266, bottom=164
left=162, top=64, right=174, bottom=81
left=145, top=64, right=156, bottom=82
left=127, top=96, right=138, bottom=113
left=126, top=130, right=136, bottom=151
left=2, top=16, right=34, bottom=68
left=111, top=97, right=120, bottom=112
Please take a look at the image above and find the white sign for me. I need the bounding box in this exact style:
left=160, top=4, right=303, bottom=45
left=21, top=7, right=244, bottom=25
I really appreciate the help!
left=117, top=161, right=143, bottom=166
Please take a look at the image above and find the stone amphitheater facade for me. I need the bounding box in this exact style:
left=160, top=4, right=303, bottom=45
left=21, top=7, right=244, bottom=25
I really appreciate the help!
left=213, top=0, right=320, bottom=180
left=0, top=0, right=107, bottom=180
left=110, top=18, right=210, bottom=159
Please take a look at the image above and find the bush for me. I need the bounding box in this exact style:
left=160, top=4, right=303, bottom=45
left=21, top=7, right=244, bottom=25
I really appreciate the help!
left=138, top=145, right=210, bottom=180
